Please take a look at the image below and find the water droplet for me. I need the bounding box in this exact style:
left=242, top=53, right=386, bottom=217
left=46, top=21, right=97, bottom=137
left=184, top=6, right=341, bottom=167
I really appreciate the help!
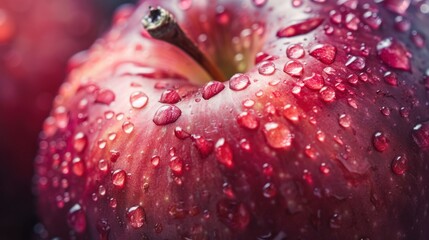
left=237, top=111, right=259, bottom=130
left=122, top=121, right=134, bottom=134
left=304, top=73, right=325, bottom=90
left=174, top=126, right=190, bottom=139
left=192, top=135, right=214, bottom=158
left=202, top=81, right=225, bottom=100
left=262, top=183, right=277, bottom=198
left=179, top=0, right=192, bottom=10
left=286, top=44, right=305, bottom=59
left=373, top=132, right=389, bottom=152
left=394, top=16, right=410, bottom=32
left=338, top=114, right=351, bottom=128
left=255, top=52, right=277, bottom=64
left=96, top=219, right=111, bottom=240
left=53, top=106, right=69, bottom=129
left=153, top=105, right=182, bottom=125
left=380, top=106, right=391, bottom=116
left=67, top=204, right=86, bottom=233
left=263, top=122, right=293, bottom=150
left=412, top=121, right=429, bottom=149
left=305, top=144, right=318, bottom=159
left=302, top=169, right=313, bottom=184
left=239, top=138, right=251, bottom=151
left=347, top=74, right=359, bottom=84
left=73, top=132, right=87, bottom=153
left=159, top=89, right=181, bottom=104
left=108, top=132, right=117, bottom=141
left=243, top=99, right=255, bottom=108
left=391, top=155, right=408, bottom=175
left=98, top=139, right=107, bottom=149
left=222, top=183, right=235, bottom=199
left=399, top=107, right=410, bottom=118
left=95, top=89, right=115, bottom=105
left=316, top=130, right=326, bottom=142
left=217, top=200, right=250, bottom=230
left=283, top=104, right=300, bottom=122
left=329, top=213, right=342, bottom=229
left=215, top=138, right=234, bottom=168
left=252, top=0, right=268, bottom=7
left=130, top=91, right=149, bottom=109
left=169, top=156, right=183, bottom=174
left=377, top=38, right=410, bottom=71
left=362, top=10, right=382, bottom=30
left=215, top=6, right=230, bottom=25
left=98, top=159, right=108, bottom=172
left=384, top=0, right=411, bottom=14
left=151, top=155, right=160, bottom=167
left=345, top=56, right=366, bottom=70
left=320, top=86, right=336, bottom=102
left=345, top=13, right=360, bottom=31
left=320, top=162, right=330, bottom=175
left=283, top=60, right=304, bottom=77
left=109, top=198, right=117, bottom=208
left=410, top=30, right=425, bottom=48
left=127, top=205, right=145, bottom=228
left=112, top=169, right=126, bottom=188
left=384, top=71, right=398, bottom=86
left=104, top=111, right=114, bottom=120
left=277, top=18, right=324, bottom=38
left=258, top=61, right=276, bottom=75
left=329, top=10, right=342, bottom=24
left=72, top=157, right=85, bottom=177
left=309, top=44, right=337, bottom=64
left=229, top=74, right=250, bottom=91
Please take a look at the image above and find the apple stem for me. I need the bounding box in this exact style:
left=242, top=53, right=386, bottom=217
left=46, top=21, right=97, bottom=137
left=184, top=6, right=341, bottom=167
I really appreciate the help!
left=142, top=6, right=227, bottom=82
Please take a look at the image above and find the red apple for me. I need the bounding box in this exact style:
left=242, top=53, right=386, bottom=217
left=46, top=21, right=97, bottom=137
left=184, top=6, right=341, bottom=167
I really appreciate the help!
left=0, top=0, right=135, bottom=239
left=35, top=0, right=429, bottom=239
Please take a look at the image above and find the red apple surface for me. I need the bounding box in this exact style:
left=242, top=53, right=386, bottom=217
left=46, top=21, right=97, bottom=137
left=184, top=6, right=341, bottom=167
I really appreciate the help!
left=35, top=0, right=429, bottom=239
left=0, top=0, right=135, bottom=239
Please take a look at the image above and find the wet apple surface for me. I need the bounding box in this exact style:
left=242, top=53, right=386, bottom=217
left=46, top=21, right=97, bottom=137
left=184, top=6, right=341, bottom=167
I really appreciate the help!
left=35, top=0, right=429, bottom=239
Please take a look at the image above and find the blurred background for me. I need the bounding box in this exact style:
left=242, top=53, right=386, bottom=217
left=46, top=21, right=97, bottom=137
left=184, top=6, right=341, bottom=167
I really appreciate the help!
left=0, top=0, right=136, bottom=239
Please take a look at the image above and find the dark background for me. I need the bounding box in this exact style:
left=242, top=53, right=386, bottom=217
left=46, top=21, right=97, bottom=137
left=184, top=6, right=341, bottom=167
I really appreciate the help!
left=0, top=0, right=136, bottom=239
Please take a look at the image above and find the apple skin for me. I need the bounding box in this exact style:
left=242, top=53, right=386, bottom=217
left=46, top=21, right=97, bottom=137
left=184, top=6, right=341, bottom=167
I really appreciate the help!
left=34, top=0, right=429, bottom=239
left=0, top=0, right=136, bottom=239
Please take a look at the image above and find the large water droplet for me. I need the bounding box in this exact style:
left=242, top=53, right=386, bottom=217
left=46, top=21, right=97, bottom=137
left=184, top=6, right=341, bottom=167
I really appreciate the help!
left=345, top=56, right=366, bottom=70
left=391, top=155, right=408, bottom=175
left=215, top=138, right=234, bottom=168
left=160, top=89, right=181, bottom=104
left=229, top=74, right=250, bottom=91
left=237, top=111, right=259, bottom=130
left=286, top=44, right=305, bottom=59
left=384, top=0, right=411, bottom=14
left=153, top=105, right=182, bottom=125
left=373, top=132, right=389, bottom=152
left=130, top=91, right=149, bottom=109
left=174, top=126, right=191, bottom=139
left=263, top=183, right=277, bottom=198
left=202, top=81, right=225, bottom=100
left=217, top=200, right=250, bottom=230
left=283, top=60, right=304, bottom=77
left=362, top=10, right=382, bottom=30
left=192, top=135, right=214, bottom=158
left=345, top=13, right=360, bottom=31
left=263, top=122, right=293, bottom=150
left=309, top=44, right=337, bottom=64
left=304, top=73, right=325, bottom=90
left=283, top=104, right=300, bottom=122
left=169, top=156, right=183, bottom=175
left=73, top=132, right=87, bottom=153
left=122, top=121, right=134, bottom=134
left=338, top=114, right=351, bottom=128
left=258, top=61, right=276, bottom=75
left=67, top=204, right=87, bottom=233
left=412, top=121, right=429, bottom=149
left=252, top=0, right=268, bottom=7
left=384, top=71, right=398, bottom=86
left=277, top=18, right=324, bottom=38
left=376, top=38, right=410, bottom=71
left=319, top=86, right=336, bottom=102
left=394, top=16, right=410, bottom=32
left=127, top=206, right=145, bottom=228
left=112, top=169, right=126, bottom=188
left=72, top=157, right=85, bottom=177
